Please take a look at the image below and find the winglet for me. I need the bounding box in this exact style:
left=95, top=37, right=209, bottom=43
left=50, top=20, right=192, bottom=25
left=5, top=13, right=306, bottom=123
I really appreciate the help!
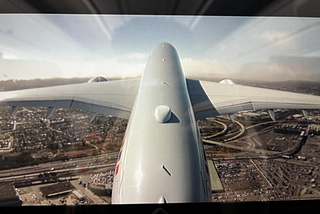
left=46, top=107, right=55, bottom=118
left=268, top=110, right=276, bottom=121
left=10, top=106, right=18, bottom=118
left=302, top=110, right=309, bottom=119
left=229, top=114, right=235, bottom=123
left=90, top=112, right=96, bottom=122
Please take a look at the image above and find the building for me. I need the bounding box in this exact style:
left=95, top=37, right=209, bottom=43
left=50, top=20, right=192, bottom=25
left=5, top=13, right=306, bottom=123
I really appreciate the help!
left=40, top=181, right=75, bottom=197
left=73, top=190, right=85, bottom=201
left=0, top=183, right=22, bottom=206
left=88, top=172, right=114, bottom=196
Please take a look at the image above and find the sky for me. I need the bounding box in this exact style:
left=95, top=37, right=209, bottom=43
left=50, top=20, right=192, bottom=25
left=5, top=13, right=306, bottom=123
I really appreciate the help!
left=0, top=14, right=320, bottom=81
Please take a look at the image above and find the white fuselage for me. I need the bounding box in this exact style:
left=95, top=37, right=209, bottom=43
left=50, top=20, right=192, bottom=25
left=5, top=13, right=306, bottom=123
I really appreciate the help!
left=112, top=42, right=211, bottom=203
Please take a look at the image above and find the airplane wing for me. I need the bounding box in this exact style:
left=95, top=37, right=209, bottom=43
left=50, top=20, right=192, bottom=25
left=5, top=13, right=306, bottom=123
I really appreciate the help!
left=0, top=79, right=140, bottom=119
left=187, top=79, right=320, bottom=120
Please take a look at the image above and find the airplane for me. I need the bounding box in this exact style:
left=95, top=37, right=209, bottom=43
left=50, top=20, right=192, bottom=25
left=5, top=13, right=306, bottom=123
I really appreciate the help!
left=0, top=42, right=320, bottom=204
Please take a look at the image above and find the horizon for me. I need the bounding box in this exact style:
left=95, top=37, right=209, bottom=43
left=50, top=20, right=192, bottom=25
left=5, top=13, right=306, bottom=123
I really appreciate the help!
left=0, top=76, right=319, bottom=84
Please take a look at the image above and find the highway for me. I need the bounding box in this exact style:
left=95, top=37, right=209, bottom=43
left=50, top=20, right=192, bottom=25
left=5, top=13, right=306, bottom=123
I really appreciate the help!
left=203, top=118, right=228, bottom=140
left=246, top=121, right=279, bottom=130
left=0, top=152, right=119, bottom=179
left=225, top=120, right=246, bottom=141
left=203, top=119, right=306, bottom=160
left=0, top=163, right=116, bottom=182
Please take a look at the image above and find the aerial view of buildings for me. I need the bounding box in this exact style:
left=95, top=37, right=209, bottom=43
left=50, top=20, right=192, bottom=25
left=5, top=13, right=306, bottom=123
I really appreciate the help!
left=0, top=79, right=319, bottom=205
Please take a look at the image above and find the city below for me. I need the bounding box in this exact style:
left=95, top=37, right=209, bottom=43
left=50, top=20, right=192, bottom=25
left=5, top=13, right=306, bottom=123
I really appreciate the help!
left=0, top=79, right=320, bottom=205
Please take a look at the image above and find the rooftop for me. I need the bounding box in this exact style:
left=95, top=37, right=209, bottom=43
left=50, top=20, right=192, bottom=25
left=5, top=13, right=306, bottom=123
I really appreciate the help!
left=40, top=181, right=75, bottom=197
left=0, top=183, right=17, bottom=200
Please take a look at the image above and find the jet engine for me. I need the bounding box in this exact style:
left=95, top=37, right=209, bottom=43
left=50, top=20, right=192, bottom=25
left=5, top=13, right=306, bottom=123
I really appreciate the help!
left=88, top=76, right=108, bottom=83
left=219, top=79, right=236, bottom=84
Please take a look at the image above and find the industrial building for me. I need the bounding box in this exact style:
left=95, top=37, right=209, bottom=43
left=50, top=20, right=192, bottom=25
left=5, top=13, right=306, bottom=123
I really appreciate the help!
left=0, top=183, right=22, bottom=206
left=39, top=181, right=75, bottom=198
left=73, top=190, right=85, bottom=201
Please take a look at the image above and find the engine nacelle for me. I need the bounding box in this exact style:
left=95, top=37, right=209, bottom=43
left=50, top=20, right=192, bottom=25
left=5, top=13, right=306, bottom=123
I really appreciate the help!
left=219, top=79, right=236, bottom=85
left=88, top=76, right=108, bottom=83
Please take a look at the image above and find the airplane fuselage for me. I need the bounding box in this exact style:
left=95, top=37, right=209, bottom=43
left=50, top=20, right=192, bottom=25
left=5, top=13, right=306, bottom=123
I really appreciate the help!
left=112, top=43, right=212, bottom=203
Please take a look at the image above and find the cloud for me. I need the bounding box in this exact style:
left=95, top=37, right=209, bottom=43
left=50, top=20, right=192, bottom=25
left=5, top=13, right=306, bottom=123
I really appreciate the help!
left=233, top=56, right=320, bottom=81
left=260, top=31, right=288, bottom=42
left=259, top=31, right=295, bottom=49
left=236, top=62, right=295, bottom=81
left=122, top=52, right=148, bottom=61
left=219, top=44, right=226, bottom=51
left=181, top=58, right=243, bottom=81
left=181, top=57, right=320, bottom=82
left=0, top=52, right=147, bottom=80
